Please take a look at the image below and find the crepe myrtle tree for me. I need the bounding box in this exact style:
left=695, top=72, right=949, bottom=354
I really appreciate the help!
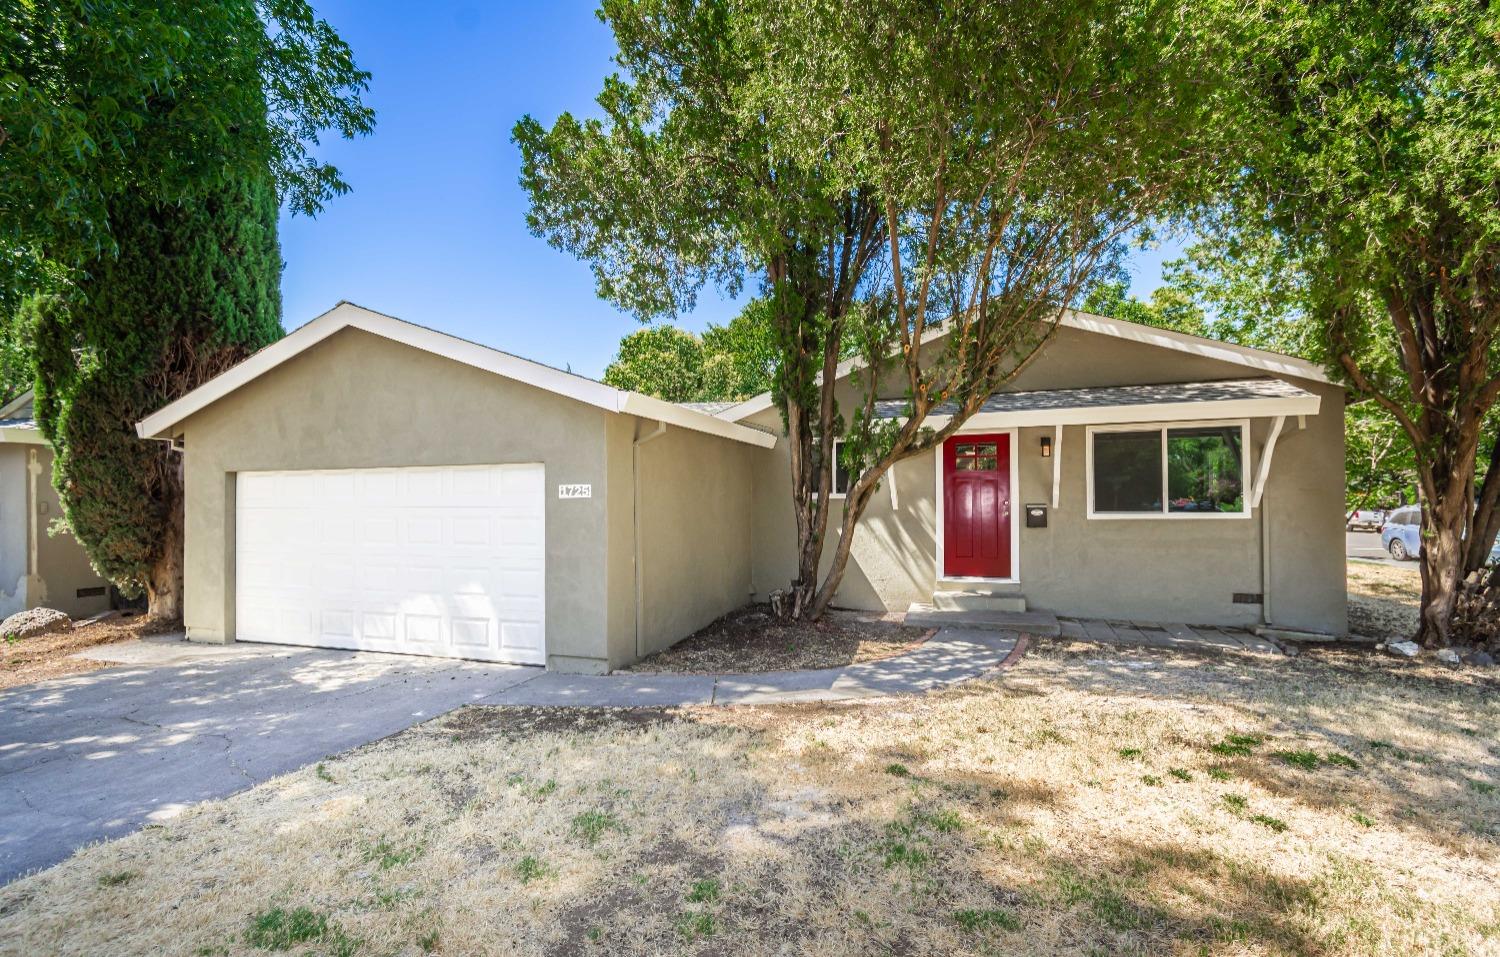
left=1214, top=0, right=1500, bottom=644
left=516, top=0, right=1226, bottom=618
left=753, top=0, right=1233, bottom=616
left=515, top=0, right=889, bottom=619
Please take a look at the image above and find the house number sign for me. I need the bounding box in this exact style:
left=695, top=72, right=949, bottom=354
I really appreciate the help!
left=558, top=484, right=592, bottom=499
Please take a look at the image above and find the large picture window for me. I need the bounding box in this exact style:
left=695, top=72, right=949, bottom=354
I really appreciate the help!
left=1088, top=421, right=1248, bottom=518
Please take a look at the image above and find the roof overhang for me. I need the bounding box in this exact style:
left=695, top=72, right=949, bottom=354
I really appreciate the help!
left=135, top=302, right=777, bottom=449
left=0, top=424, right=45, bottom=445
left=875, top=378, right=1321, bottom=429
left=714, top=309, right=1334, bottom=423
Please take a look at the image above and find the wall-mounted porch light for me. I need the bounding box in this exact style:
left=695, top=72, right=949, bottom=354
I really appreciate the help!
left=1040, top=435, right=1053, bottom=458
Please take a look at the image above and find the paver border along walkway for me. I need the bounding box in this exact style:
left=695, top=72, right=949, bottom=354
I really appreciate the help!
left=1057, top=618, right=1286, bottom=655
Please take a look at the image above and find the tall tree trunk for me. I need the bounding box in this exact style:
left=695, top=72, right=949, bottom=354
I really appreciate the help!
left=147, top=467, right=185, bottom=621
left=1417, top=508, right=1465, bottom=647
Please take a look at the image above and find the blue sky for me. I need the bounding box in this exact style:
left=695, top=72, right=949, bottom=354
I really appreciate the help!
left=279, top=1, right=1182, bottom=380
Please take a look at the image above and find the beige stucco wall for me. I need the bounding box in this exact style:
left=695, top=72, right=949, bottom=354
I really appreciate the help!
left=170, top=326, right=763, bottom=673
left=0, top=446, right=26, bottom=616
left=630, top=419, right=756, bottom=658
left=0, top=444, right=110, bottom=620
left=748, top=325, right=1348, bottom=635
left=174, top=328, right=621, bottom=671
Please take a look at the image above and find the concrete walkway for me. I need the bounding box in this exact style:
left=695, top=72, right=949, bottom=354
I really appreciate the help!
left=0, top=628, right=1017, bottom=885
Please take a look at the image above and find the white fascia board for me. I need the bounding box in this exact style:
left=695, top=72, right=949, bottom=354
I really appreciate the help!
left=912, top=392, right=1321, bottom=431
left=716, top=309, right=1334, bottom=424
left=618, top=393, right=777, bottom=448
left=0, top=390, right=33, bottom=419
left=136, top=301, right=775, bottom=449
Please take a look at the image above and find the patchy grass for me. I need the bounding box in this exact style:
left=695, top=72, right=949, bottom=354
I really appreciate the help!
left=2, top=648, right=1496, bottom=956
left=628, top=604, right=929, bottom=673
left=1347, top=561, right=1421, bottom=642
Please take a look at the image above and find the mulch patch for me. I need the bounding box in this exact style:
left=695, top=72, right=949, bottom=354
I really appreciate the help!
left=0, top=612, right=177, bottom=691
left=628, top=603, right=930, bottom=674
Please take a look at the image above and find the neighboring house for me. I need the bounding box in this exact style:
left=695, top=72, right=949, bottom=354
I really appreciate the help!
left=137, top=301, right=1344, bottom=674
left=0, top=391, right=112, bottom=620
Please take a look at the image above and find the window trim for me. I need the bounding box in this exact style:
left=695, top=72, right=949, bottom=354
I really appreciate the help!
left=814, top=438, right=851, bottom=500
left=1085, top=419, right=1252, bottom=520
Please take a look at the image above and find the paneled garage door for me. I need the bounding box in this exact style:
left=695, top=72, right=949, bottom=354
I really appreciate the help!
left=235, top=464, right=545, bottom=664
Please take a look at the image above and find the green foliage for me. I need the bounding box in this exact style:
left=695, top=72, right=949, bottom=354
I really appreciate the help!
left=602, top=310, right=773, bottom=403
left=244, top=906, right=330, bottom=950
left=1081, top=278, right=1210, bottom=339
left=603, top=326, right=705, bottom=402
left=685, top=878, right=721, bottom=903
left=32, top=175, right=284, bottom=600
left=1, top=0, right=375, bottom=269
left=1202, top=0, right=1500, bottom=638
left=953, top=908, right=1020, bottom=932
left=520, top=0, right=1230, bottom=619
left=569, top=809, right=624, bottom=845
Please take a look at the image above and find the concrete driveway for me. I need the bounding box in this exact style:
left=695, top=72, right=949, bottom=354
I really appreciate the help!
left=0, top=638, right=537, bottom=885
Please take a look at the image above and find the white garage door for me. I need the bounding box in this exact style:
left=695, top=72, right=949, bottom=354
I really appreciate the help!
left=235, top=464, right=546, bottom=665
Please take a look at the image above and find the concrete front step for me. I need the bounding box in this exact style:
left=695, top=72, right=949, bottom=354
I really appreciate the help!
left=905, top=603, right=1060, bottom=636
left=932, top=590, right=1028, bottom=613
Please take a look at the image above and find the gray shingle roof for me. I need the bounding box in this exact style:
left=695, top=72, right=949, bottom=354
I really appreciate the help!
left=873, top=378, right=1312, bottom=419
left=0, top=417, right=38, bottom=432
left=678, top=401, right=739, bottom=416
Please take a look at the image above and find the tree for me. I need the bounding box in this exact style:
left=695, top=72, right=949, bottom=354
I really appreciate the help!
left=5, top=2, right=374, bottom=619
left=31, top=176, right=284, bottom=618
left=1, top=0, right=375, bottom=270
left=699, top=299, right=777, bottom=400
left=602, top=302, right=778, bottom=403
left=517, top=0, right=889, bottom=620
left=603, top=326, right=705, bottom=402
left=1209, top=0, right=1500, bottom=644
left=745, top=0, right=1228, bottom=616
left=520, top=0, right=1225, bottom=618
left=1080, top=278, right=1210, bottom=338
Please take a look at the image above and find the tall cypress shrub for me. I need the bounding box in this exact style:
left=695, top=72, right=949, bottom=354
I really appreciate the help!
left=31, top=174, right=283, bottom=617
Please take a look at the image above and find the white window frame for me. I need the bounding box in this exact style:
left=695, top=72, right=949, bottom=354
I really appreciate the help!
left=812, top=438, right=851, bottom=500
left=1086, top=419, right=1253, bottom=520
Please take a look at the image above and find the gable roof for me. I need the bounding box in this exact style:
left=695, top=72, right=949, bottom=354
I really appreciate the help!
left=0, top=390, right=45, bottom=445
left=0, top=389, right=33, bottom=420
left=713, top=309, right=1334, bottom=422
left=135, top=302, right=777, bottom=448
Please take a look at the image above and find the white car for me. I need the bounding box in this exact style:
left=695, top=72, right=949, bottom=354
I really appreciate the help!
left=1346, top=509, right=1385, bottom=532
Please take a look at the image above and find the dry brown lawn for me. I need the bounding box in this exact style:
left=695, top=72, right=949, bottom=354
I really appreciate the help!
left=629, top=604, right=930, bottom=673
left=0, top=613, right=173, bottom=691
left=2, top=640, right=1495, bottom=957
left=1347, top=561, right=1422, bottom=643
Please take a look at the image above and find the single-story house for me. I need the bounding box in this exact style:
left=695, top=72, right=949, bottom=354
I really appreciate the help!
left=0, top=391, right=113, bottom=620
left=137, top=301, right=1345, bottom=673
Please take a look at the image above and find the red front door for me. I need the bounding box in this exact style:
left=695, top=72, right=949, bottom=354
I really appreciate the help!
left=943, top=433, right=1012, bottom=579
